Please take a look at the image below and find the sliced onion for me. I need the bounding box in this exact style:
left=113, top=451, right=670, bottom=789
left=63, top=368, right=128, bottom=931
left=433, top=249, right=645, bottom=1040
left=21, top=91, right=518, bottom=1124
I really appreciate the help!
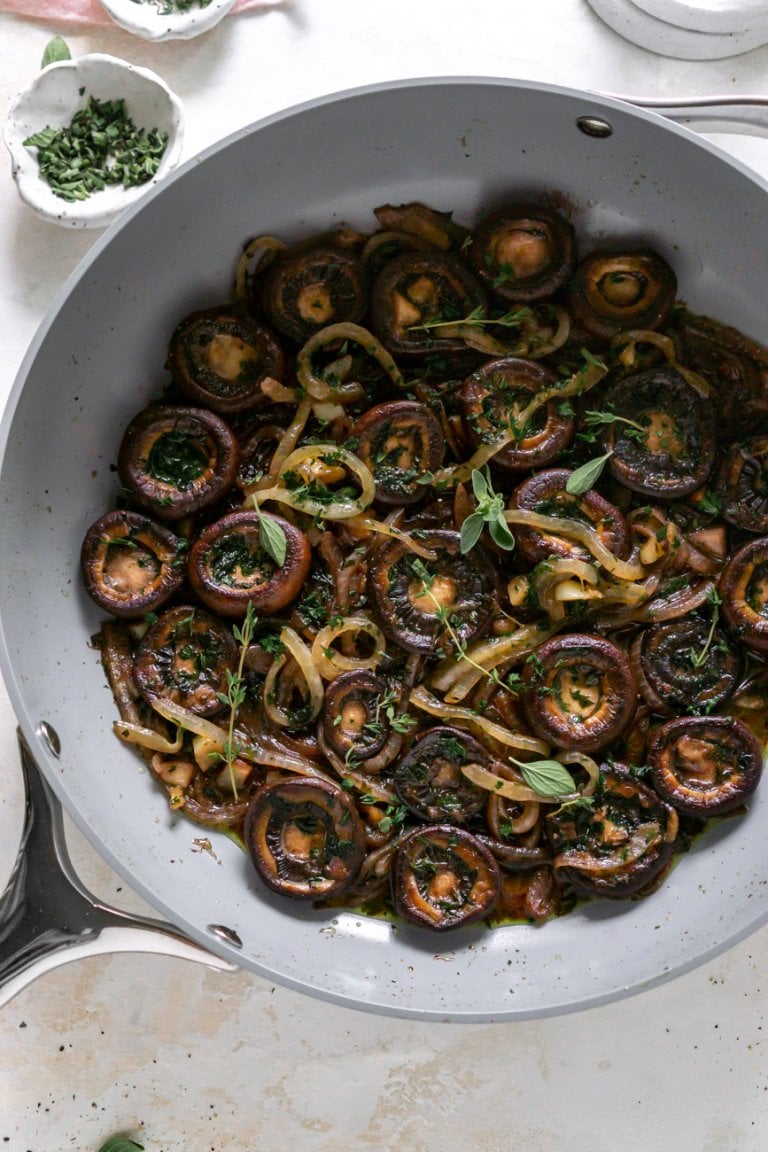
left=114, top=721, right=184, bottom=755
left=342, top=514, right=438, bottom=560
left=247, top=398, right=312, bottom=493
left=460, top=761, right=569, bottom=805
left=504, top=508, right=646, bottom=581
left=557, top=822, right=663, bottom=875
left=612, top=328, right=711, bottom=398
left=410, top=685, right=550, bottom=756
left=234, top=234, right=287, bottom=304
left=264, top=626, right=324, bottom=727
left=296, top=321, right=405, bottom=402
left=430, top=623, right=554, bottom=702
left=246, top=442, right=376, bottom=519
left=311, top=615, right=386, bottom=680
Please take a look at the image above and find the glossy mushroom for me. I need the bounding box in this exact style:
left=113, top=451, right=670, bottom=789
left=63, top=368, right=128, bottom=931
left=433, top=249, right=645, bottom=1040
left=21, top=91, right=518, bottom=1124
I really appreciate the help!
left=167, top=305, right=286, bottom=415
left=630, top=615, right=743, bottom=716
left=243, top=776, right=367, bottom=900
left=187, top=510, right=311, bottom=617
left=391, top=824, right=501, bottom=930
left=260, top=243, right=369, bottom=344
left=546, top=767, right=678, bottom=898
left=350, top=399, right=445, bottom=505
left=367, top=529, right=495, bottom=653
left=510, top=467, right=630, bottom=565
left=599, top=368, right=716, bottom=500
left=393, top=726, right=489, bottom=825
left=719, top=536, right=768, bottom=653
left=459, top=357, right=574, bottom=471
left=133, top=604, right=238, bottom=717
left=521, top=632, right=636, bottom=752
left=118, top=404, right=239, bottom=521
left=714, top=436, right=768, bottom=534
left=566, top=248, right=677, bottom=340
left=648, top=715, right=763, bottom=818
left=80, top=509, right=186, bottom=619
left=468, top=202, right=576, bottom=303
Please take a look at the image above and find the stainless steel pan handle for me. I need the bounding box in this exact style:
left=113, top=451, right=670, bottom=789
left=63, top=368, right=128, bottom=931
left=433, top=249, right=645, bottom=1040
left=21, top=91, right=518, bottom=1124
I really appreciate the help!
left=617, top=94, right=768, bottom=137
left=0, top=730, right=236, bottom=1009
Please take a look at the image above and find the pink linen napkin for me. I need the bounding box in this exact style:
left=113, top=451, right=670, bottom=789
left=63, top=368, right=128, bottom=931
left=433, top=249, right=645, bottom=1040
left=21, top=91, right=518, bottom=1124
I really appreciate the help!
left=0, top=0, right=276, bottom=23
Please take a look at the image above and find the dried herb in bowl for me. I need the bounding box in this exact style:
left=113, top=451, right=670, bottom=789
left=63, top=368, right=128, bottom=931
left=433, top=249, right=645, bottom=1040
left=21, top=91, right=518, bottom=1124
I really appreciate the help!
left=23, top=94, right=168, bottom=203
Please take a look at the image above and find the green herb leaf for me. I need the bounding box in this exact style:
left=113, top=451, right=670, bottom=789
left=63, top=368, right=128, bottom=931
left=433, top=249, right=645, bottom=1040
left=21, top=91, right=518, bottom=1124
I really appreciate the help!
left=460, top=511, right=485, bottom=554
left=565, top=450, right=614, bottom=496
left=488, top=514, right=515, bottom=551
left=259, top=514, right=287, bottom=566
left=97, top=1139, right=144, bottom=1152
left=41, top=36, right=71, bottom=68
left=471, top=468, right=489, bottom=502
left=515, top=758, right=577, bottom=798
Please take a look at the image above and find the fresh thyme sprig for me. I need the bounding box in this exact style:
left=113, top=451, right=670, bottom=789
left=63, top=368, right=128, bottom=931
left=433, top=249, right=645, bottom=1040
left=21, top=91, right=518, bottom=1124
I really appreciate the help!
left=215, top=600, right=258, bottom=797
left=582, top=409, right=647, bottom=437
left=690, top=587, right=723, bottom=668
left=409, top=304, right=532, bottom=333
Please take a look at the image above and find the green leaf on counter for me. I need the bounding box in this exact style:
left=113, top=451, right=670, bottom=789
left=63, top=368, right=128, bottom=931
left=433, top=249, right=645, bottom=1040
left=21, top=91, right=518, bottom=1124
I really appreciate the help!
left=41, top=36, right=71, bottom=68
left=97, top=1138, right=144, bottom=1152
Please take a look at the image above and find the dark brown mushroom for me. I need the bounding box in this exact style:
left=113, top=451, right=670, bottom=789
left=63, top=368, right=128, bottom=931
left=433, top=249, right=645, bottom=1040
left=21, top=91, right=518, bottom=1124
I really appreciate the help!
left=546, top=767, right=678, bottom=898
left=391, top=824, right=501, bottom=930
left=648, top=715, right=763, bottom=817
left=167, top=306, right=286, bottom=415
left=468, top=202, right=576, bottom=303
left=80, top=510, right=186, bottom=619
left=187, top=510, right=311, bottom=618
left=243, top=777, right=367, bottom=900
left=630, top=614, right=743, bottom=716
left=321, top=670, right=402, bottom=768
left=521, top=633, right=637, bottom=752
left=510, top=467, right=630, bottom=565
left=367, top=529, right=495, bottom=653
left=599, top=369, right=716, bottom=500
left=459, top=357, right=574, bottom=471
left=566, top=248, right=677, bottom=340
left=393, top=727, right=488, bottom=825
left=236, top=422, right=287, bottom=491
left=719, top=536, right=768, bottom=653
left=370, top=251, right=487, bottom=361
left=713, top=436, right=768, bottom=534
left=133, top=604, right=238, bottom=717
left=260, top=244, right=369, bottom=344
left=118, top=404, right=239, bottom=522
left=350, top=400, right=445, bottom=505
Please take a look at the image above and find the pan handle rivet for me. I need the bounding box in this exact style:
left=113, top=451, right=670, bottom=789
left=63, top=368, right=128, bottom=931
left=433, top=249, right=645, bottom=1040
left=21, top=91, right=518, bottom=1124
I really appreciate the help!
left=208, top=923, right=243, bottom=949
left=36, top=721, right=61, bottom=758
left=577, top=116, right=613, bottom=138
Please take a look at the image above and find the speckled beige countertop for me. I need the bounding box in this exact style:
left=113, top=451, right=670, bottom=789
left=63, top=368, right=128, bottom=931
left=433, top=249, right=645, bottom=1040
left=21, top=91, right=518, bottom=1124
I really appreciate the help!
left=2, top=2, right=768, bottom=1147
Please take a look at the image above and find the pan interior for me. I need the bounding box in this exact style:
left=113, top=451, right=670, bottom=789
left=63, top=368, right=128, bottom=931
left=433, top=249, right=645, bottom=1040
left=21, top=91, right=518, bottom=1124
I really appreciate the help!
left=2, top=78, right=767, bottom=1021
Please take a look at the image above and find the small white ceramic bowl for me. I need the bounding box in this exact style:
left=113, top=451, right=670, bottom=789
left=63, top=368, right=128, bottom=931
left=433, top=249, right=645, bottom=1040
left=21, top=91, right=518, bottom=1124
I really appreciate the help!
left=98, top=0, right=237, bottom=41
left=4, top=54, right=184, bottom=230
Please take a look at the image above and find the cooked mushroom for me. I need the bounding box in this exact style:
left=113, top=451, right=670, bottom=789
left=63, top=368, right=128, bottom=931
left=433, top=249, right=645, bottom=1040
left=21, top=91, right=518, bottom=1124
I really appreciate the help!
left=510, top=467, right=630, bottom=565
left=566, top=248, right=677, bottom=340
left=81, top=509, right=186, bottom=619
left=350, top=399, right=445, bottom=504
left=167, top=306, right=286, bottom=415
left=546, top=767, right=678, bottom=898
left=393, top=726, right=488, bottom=825
left=187, top=510, right=311, bottom=617
left=468, top=202, right=576, bottom=303
left=244, top=776, right=367, bottom=899
left=133, top=604, right=238, bottom=717
left=260, top=244, right=369, bottom=343
left=118, top=404, right=239, bottom=521
left=719, top=536, right=768, bottom=653
left=391, top=824, right=501, bottom=930
left=714, top=436, right=768, bottom=534
left=648, top=715, right=763, bottom=817
left=367, top=529, right=495, bottom=653
left=370, top=251, right=487, bottom=360
left=630, top=615, right=743, bottom=716
left=521, top=633, right=637, bottom=752
left=599, top=368, right=716, bottom=500
left=459, top=357, right=574, bottom=471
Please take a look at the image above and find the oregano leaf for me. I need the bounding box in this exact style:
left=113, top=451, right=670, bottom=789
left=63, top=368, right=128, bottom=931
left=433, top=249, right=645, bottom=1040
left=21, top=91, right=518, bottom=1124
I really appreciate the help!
left=259, top=514, right=288, bottom=566
left=516, top=758, right=577, bottom=798
left=488, top=514, right=516, bottom=551
left=460, top=511, right=485, bottom=554
left=565, top=450, right=614, bottom=496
